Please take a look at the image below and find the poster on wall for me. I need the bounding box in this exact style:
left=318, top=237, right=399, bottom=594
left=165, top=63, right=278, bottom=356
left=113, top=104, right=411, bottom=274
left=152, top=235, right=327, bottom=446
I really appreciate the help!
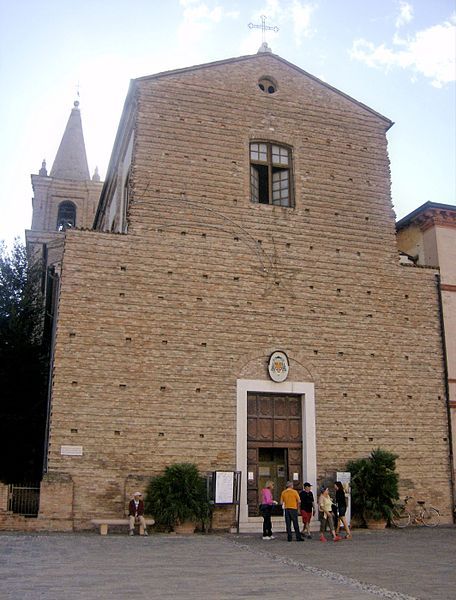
left=214, top=471, right=235, bottom=504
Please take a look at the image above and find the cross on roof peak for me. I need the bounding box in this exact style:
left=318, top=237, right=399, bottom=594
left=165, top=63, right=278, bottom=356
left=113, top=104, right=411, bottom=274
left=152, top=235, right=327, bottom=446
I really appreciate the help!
left=248, top=15, right=279, bottom=46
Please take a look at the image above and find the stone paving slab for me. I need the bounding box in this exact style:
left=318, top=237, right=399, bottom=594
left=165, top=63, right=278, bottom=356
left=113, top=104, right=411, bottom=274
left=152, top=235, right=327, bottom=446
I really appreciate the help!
left=232, top=526, right=456, bottom=600
left=0, top=527, right=454, bottom=599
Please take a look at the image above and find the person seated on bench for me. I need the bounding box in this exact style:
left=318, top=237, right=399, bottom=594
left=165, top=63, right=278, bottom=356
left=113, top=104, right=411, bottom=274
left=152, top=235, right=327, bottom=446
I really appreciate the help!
left=128, top=492, right=148, bottom=536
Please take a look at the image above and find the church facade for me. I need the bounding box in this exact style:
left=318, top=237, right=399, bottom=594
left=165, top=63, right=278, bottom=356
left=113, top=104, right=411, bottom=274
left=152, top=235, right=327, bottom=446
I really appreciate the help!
left=30, top=51, right=453, bottom=530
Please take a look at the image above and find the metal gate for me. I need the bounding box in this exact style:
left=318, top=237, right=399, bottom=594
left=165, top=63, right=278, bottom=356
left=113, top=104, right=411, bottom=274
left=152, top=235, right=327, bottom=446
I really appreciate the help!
left=8, top=483, right=40, bottom=516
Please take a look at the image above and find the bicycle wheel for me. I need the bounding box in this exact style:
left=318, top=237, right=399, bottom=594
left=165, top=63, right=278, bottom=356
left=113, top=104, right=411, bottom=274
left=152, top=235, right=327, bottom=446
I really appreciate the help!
left=391, top=508, right=411, bottom=528
left=421, top=507, right=440, bottom=527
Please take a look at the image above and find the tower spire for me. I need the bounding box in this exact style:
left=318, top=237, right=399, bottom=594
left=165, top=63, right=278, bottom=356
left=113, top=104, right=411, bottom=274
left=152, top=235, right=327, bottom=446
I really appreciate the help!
left=50, top=100, right=90, bottom=181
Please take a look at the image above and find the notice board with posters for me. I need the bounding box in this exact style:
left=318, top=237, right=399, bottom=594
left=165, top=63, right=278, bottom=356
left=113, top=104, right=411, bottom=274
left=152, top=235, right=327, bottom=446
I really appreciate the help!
left=208, top=471, right=242, bottom=532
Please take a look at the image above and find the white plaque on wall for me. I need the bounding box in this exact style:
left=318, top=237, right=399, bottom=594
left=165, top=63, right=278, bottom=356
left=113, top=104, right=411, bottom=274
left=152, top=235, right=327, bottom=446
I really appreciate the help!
left=60, top=445, right=83, bottom=456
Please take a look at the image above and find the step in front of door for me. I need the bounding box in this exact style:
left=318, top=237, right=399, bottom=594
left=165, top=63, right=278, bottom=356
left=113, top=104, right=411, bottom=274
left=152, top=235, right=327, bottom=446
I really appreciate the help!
left=239, top=517, right=290, bottom=534
left=238, top=516, right=319, bottom=534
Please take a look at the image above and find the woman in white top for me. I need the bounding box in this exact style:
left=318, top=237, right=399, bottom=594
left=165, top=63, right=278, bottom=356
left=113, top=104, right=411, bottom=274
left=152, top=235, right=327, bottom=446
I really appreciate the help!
left=318, top=487, right=341, bottom=542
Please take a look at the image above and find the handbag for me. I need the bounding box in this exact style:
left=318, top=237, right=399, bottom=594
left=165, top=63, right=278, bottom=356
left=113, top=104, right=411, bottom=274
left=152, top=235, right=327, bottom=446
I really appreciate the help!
left=259, top=503, right=271, bottom=515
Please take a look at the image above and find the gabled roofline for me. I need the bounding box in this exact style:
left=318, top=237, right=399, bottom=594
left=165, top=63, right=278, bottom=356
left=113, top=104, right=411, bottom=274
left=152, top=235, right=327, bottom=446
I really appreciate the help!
left=396, top=201, right=456, bottom=230
left=135, top=52, right=393, bottom=128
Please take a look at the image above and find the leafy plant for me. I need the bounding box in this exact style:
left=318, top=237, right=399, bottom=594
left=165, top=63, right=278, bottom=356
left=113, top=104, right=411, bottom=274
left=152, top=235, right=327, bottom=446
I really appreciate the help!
left=0, top=239, right=49, bottom=482
left=347, top=448, right=399, bottom=523
left=144, top=463, right=211, bottom=529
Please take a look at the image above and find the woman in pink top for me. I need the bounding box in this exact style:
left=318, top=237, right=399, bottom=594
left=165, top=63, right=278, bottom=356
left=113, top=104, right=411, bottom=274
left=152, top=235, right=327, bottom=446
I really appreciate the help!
left=260, top=481, right=277, bottom=539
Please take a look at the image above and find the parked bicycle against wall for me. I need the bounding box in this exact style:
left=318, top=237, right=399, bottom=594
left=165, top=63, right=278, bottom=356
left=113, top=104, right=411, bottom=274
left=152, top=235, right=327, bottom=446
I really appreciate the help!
left=391, top=496, right=440, bottom=528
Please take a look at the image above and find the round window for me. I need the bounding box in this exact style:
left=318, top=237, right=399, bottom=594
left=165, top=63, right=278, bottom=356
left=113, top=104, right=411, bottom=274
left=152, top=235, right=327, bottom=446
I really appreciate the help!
left=258, top=77, right=277, bottom=94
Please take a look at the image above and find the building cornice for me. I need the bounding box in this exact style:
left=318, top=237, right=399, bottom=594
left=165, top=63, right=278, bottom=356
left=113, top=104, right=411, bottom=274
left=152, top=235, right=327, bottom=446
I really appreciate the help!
left=396, top=201, right=456, bottom=232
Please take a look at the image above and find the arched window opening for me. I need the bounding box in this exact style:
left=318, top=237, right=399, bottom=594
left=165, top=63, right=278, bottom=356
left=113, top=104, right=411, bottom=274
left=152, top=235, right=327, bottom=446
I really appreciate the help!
left=56, top=201, right=76, bottom=231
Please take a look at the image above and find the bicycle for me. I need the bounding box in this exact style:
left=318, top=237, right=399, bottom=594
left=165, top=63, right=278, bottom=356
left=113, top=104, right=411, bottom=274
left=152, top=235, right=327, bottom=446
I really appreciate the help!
left=391, top=495, right=440, bottom=528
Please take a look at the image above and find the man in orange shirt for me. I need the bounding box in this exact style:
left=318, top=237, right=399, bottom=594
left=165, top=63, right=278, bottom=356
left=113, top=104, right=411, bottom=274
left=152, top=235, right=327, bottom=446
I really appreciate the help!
left=280, top=481, right=304, bottom=542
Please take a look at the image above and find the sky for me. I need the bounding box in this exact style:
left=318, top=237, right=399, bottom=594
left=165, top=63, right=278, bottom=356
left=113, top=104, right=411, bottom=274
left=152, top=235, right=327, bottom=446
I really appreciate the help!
left=0, top=0, right=455, bottom=246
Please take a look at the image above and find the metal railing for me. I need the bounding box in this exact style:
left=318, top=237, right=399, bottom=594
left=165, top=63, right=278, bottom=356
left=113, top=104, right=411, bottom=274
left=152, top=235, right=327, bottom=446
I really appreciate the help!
left=8, top=483, right=40, bottom=517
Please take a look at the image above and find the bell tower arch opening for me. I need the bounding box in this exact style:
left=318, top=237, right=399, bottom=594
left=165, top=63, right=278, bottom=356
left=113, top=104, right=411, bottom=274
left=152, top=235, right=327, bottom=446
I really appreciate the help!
left=56, top=201, right=77, bottom=231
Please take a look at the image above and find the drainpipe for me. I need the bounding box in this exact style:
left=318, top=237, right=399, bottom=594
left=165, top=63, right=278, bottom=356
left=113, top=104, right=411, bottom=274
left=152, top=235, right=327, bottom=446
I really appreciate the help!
left=435, top=273, right=455, bottom=520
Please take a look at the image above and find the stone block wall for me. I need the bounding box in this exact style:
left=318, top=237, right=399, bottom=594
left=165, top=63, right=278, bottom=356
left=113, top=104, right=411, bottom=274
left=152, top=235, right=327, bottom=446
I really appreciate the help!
left=38, top=472, right=74, bottom=522
left=0, top=482, right=8, bottom=513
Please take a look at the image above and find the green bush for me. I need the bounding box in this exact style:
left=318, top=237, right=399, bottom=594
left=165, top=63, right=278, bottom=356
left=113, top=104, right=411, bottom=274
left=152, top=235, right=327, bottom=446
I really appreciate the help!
left=144, top=463, right=211, bottom=529
left=347, top=448, right=399, bottom=523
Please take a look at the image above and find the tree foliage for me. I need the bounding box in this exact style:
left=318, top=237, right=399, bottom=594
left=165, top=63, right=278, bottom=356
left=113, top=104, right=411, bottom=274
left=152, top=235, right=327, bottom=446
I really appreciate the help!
left=0, top=239, right=49, bottom=482
left=144, top=463, right=211, bottom=529
left=347, top=448, right=400, bottom=523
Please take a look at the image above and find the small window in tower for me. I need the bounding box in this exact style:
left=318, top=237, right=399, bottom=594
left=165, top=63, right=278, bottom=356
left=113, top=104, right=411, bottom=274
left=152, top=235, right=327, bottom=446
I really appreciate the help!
left=250, top=142, right=293, bottom=207
left=56, top=201, right=76, bottom=231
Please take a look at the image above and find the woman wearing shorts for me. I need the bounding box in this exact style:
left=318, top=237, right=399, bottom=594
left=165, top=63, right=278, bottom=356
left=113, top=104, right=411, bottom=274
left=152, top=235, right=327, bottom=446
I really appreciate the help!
left=335, top=481, right=352, bottom=539
left=299, top=482, right=315, bottom=538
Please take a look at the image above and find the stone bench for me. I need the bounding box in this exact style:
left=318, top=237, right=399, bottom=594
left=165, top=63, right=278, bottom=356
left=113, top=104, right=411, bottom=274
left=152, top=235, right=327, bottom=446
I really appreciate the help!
left=91, top=518, right=155, bottom=536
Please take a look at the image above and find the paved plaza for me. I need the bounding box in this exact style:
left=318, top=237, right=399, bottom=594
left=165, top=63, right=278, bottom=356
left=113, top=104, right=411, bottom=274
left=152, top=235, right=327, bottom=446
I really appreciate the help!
left=1, top=526, right=454, bottom=599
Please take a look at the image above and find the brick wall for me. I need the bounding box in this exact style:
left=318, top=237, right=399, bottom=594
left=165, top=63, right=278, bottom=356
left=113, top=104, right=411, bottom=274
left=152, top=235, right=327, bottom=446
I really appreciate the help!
left=38, top=472, right=74, bottom=521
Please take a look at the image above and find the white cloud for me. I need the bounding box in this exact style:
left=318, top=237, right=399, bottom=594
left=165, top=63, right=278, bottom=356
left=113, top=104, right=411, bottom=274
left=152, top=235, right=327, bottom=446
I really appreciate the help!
left=350, top=15, right=456, bottom=88
left=257, top=0, right=282, bottom=20
left=395, top=1, right=414, bottom=29
left=291, top=1, right=315, bottom=44
left=177, top=1, right=240, bottom=48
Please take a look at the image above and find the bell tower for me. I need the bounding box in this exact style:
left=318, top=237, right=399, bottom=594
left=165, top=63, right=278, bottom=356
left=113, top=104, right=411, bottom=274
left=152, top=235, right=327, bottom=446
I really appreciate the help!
left=26, top=101, right=103, bottom=267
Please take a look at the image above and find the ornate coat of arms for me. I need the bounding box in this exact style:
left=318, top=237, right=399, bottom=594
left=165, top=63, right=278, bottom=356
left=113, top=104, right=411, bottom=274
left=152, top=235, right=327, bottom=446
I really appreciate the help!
left=268, top=351, right=289, bottom=382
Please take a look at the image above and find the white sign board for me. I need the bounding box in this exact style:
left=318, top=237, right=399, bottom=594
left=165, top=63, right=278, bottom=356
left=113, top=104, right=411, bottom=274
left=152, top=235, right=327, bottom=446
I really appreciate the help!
left=60, top=445, right=83, bottom=456
left=215, top=471, right=234, bottom=504
left=337, top=471, right=351, bottom=487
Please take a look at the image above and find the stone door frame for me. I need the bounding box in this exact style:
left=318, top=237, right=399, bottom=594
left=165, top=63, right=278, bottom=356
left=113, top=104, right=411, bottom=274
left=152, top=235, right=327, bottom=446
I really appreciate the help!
left=236, top=379, right=316, bottom=527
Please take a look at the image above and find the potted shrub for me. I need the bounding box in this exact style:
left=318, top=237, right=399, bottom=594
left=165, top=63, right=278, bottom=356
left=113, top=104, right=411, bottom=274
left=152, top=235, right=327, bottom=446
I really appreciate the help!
left=144, top=462, right=211, bottom=534
left=347, top=448, right=399, bottom=529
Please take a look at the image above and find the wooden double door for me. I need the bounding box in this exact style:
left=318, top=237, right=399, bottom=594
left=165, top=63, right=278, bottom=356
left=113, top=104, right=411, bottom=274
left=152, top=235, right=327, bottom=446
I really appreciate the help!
left=247, top=392, right=302, bottom=516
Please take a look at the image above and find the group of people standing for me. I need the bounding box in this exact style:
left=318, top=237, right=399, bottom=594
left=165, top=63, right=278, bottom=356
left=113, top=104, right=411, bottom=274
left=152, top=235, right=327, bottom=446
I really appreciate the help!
left=260, top=480, right=352, bottom=542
